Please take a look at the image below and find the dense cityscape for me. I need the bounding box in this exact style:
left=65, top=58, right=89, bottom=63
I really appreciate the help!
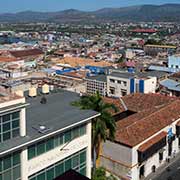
left=1, top=1, right=180, bottom=180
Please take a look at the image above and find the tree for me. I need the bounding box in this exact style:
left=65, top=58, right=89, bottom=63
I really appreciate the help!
left=72, top=92, right=117, bottom=170
left=92, top=167, right=117, bottom=180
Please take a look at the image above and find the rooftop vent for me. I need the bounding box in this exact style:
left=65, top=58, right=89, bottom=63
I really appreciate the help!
left=32, top=125, right=51, bottom=134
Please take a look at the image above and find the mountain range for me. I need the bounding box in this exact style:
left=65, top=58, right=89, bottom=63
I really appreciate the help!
left=0, top=4, right=180, bottom=23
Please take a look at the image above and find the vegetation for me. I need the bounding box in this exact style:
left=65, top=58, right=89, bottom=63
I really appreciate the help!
left=72, top=92, right=117, bottom=168
left=92, top=167, right=118, bottom=180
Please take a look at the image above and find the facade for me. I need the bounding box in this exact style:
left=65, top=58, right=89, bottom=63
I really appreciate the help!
left=85, top=75, right=107, bottom=97
left=107, top=72, right=157, bottom=97
left=168, top=55, right=180, bottom=69
left=0, top=88, right=99, bottom=180
left=100, top=94, right=180, bottom=180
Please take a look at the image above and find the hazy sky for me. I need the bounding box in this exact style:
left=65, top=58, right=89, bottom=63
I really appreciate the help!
left=0, top=0, right=180, bottom=13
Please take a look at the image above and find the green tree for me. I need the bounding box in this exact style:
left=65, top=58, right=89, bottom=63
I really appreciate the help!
left=92, top=167, right=117, bottom=180
left=72, top=92, right=117, bottom=170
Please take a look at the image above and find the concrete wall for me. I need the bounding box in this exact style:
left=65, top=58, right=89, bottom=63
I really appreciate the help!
left=20, top=122, right=92, bottom=180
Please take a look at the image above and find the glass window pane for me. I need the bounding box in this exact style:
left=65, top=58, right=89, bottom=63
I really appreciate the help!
left=72, top=128, right=79, bottom=139
left=12, top=129, right=20, bottom=138
left=2, top=114, right=10, bottom=123
left=13, top=153, right=20, bottom=166
left=3, top=132, right=10, bottom=141
left=0, top=174, right=2, bottom=180
left=46, top=138, right=54, bottom=151
left=28, top=146, right=36, bottom=160
left=0, top=160, right=2, bottom=172
left=80, top=151, right=86, bottom=164
left=3, top=123, right=10, bottom=132
left=54, top=136, right=59, bottom=147
left=3, top=156, right=11, bottom=170
left=80, top=126, right=86, bottom=135
left=65, top=159, right=72, bottom=171
left=12, top=112, right=19, bottom=119
left=12, top=120, right=19, bottom=128
left=65, top=131, right=71, bottom=143
left=72, top=155, right=79, bottom=168
left=37, top=142, right=45, bottom=156
left=80, top=167, right=86, bottom=176
left=37, top=172, right=45, bottom=180
left=3, top=169, right=11, bottom=180
left=13, top=165, right=20, bottom=179
left=55, top=163, right=64, bottom=177
left=46, top=168, right=54, bottom=180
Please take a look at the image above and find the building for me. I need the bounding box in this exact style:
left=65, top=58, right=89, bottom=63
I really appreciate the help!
left=100, top=93, right=180, bottom=180
left=0, top=87, right=100, bottom=180
left=107, top=72, right=157, bottom=97
left=168, top=55, right=180, bottom=69
left=144, top=45, right=176, bottom=56
left=85, top=75, right=107, bottom=96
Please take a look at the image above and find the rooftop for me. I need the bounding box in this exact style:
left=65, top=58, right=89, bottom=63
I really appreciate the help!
left=9, top=48, right=43, bottom=58
left=105, top=93, right=177, bottom=147
left=115, top=98, right=180, bottom=147
left=56, top=57, right=112, bottom=68
left=0, top=87, right=22, bottom=103
left=0, top=90, right=99, bottom=155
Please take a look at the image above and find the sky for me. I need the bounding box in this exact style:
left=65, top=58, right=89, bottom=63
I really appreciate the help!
left=0, top=0, right=180, bottom=13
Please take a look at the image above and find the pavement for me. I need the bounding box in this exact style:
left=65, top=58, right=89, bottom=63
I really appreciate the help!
left=144, top=152, right=180, bottom=180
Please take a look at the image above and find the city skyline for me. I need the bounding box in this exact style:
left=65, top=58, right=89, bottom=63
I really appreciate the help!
left=0, top=0, right=180, bottom=13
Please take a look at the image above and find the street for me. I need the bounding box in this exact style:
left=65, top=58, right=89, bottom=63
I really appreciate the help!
left=152, top=157, right=180, bottom=180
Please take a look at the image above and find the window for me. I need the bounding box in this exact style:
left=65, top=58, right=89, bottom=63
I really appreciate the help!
left=110, top=79, right=115, bottom=83
left=28, top=149, right=87, bottom=180
left=159, top=152, right=163, bottom=162
left=117, top=80, right=121, bottom=84
left=28, top=124, right=87, bottom=160
left=123, top=81, right=127, bottom=86
left=121, top=89, right=127, bottom=96
left=0, top=111, right=20, bottom=143
left=109, top=87, right=115, bottom=95
left=0, top=152, right=21, bottom=180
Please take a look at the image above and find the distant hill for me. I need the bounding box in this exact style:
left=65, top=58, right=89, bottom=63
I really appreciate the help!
left=0, top=4, right=180, bottom=23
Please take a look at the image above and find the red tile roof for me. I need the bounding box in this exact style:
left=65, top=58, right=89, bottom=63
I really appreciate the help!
left=138, top=131, right=167, bottom=152
left=115, top=100, right=180, bottom=147
left=0, top=56, right=17, bottom=62
left=10, top=49, right=43, bottom=58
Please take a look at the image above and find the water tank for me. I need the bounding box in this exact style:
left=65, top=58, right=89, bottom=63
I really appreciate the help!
left=15, top=90, right=24, bottom=97
left=29, top=87, right=37, bottom=97
left=42, top=84, right=49, bottom=94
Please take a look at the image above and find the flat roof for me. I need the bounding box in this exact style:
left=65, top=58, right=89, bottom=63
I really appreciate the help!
left=0, top=90, right=99, bottom=155
left=86, top=74, right=107, bottom=82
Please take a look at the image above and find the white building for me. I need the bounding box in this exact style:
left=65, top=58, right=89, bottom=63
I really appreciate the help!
left=85, top=75, right=107, bottom=97
left=100, top=93, right=180, bottom=180
left=0, top=87, right=100, bottom=180
left=107, top=72, right=157, bottom=97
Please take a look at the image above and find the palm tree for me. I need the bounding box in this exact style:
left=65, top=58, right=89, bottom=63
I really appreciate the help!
left=72, top=92, right=117, bottom=171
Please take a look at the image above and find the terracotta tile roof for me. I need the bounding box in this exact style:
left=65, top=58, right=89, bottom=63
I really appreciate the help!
left=56, top=57, right=112, bottom=67
left=0, top=56, right=17, bottom=62
left=103, top=97, right=125, bottom=115
left=138, top=131, right=167, bottom=152
left=115, top=100, right=180, bottom=147
left=121, top=93, right=175, bottom=112
left=9, top=49, right=43, bottom=58
left=63, top=71, right=87, bottom=79
left=176, top=121, right=180, bottom=126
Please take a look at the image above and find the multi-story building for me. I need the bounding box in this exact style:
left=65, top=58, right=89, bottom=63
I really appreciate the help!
left=168, top=54, right=180, bottom=69
left=85, top=75, right=107, bottom=97
left=107, top=72, right=157, bottom=97
left=100, top=93, right=180, bottom=180
left=0, top=87, right=100, bottom=180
